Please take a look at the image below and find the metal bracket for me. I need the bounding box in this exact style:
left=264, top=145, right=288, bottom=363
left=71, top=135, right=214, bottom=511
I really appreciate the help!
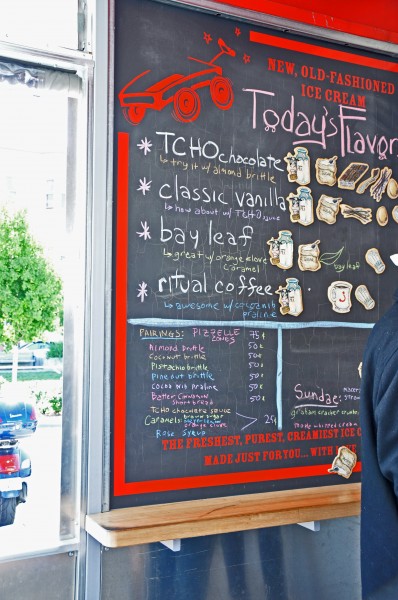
left=160, top=539, right=181, bottom=551
left=297, top=521, right=320, bottom=532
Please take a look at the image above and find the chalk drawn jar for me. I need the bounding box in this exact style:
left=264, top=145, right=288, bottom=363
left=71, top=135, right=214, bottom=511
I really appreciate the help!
left=298, top=187, right=314, bottom=226
left=286, top=277, right=303, bottom=316
left=295, top=147, right=310, bottom=185
left=278, top=230, right=294, bottom=269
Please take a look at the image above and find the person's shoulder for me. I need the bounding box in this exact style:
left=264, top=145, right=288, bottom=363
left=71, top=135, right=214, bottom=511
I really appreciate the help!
left=367, top=300, right=398, bottom=362
left=374, top=300, right=398, bottom=334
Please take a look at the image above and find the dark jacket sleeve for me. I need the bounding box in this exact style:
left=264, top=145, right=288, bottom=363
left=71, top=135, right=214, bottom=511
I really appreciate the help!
left=375, top=347, right=398, bottom=502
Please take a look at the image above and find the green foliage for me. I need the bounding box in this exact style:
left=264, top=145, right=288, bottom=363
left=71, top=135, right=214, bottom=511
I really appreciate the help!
left=34, top=391, right=62, bottom=416
left=48, top=395, right=62, bottom=414
left=1, top=370, right=61, bottom=382
left=31, top=383, right=62, bottom=416
left=47, top=341, right=63, bottom=359
left=0, top=209, right=62, bottom=349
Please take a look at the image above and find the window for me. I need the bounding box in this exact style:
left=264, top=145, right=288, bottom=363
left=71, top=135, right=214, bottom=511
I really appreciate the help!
left=0, top=63, right=88, bottom=556
left=0, top=0, right=81, bottom=50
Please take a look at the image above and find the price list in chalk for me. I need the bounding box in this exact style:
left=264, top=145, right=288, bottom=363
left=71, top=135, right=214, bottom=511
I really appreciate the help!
left=124, top=325, right=279, bottom=481
left=246, top=330, right=277, bottom=427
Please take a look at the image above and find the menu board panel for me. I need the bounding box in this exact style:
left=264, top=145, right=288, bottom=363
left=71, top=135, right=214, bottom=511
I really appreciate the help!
left=111, top=0, right=398, bottom=507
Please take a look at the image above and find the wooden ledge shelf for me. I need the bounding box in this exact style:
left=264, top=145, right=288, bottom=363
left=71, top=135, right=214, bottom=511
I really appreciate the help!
left=85, top=483, right=360, bottom=548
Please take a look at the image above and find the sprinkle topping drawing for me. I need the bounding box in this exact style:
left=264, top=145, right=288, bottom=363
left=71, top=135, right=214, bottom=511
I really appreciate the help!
left=119, top=38, right=236, bottom=125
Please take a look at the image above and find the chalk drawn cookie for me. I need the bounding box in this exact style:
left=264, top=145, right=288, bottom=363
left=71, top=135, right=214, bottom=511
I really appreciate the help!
left=338, top=162, right=369, bottom=190
left=356, top=167, right=380, bottom=195
left=287, top=186, right=314, bottom=226
left=376, top=206, right=388, bottom=227
left=387, top=178, right=398, bottom=200
left=284, top=147, right=310, bottom=185
left=328, top=446, right=357, bottom=479
left=315, top=156, right=338, bottom=186
left=275, top=278, right=303, bottom=317
left=316, top=195, right=342, bottom=224
left=370, top=167, right=392, bottom=202
left=355, top=285, right=375, bottom=310
left=365, top=248, right=385, bottom=274
left=267, top=230, right=294, bottom=270
left=340, top=204, right=372, bottom=224
left=327, top=281, right=353, bottom=313
left=298, top=240, right=321, bottom=272
left=392, top=205, right=398, bottom=223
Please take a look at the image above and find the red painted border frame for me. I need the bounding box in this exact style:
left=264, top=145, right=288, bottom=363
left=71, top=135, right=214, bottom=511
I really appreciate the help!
left=109, top=28, right=398, bottom=496
left=213, top=0, right=398, bottom=46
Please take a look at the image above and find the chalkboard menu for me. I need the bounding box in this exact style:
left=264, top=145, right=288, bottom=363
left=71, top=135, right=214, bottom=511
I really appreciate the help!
left=111, top=0, right=398, bottom=508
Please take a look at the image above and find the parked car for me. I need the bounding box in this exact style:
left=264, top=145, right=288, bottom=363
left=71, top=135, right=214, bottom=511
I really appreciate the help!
left=0, top=342, right=50, bottom=367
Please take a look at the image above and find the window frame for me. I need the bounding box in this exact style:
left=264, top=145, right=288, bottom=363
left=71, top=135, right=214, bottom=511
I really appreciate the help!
left=0, top=35, right=97, bottom=571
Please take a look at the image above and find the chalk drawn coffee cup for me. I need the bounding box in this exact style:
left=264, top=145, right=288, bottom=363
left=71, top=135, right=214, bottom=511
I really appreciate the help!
left=327, top=281, right=353, bottom=313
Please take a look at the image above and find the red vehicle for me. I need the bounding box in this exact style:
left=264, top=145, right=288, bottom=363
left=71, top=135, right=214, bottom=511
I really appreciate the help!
left=0, top=398, right=37, bottom=526
left=119, top=38, right=236, bottom=125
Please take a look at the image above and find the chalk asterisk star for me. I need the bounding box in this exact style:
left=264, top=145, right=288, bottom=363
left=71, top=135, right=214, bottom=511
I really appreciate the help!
left=137, top=281, right=148, bottom=303
left=137, top=177, right=152, bottom=195
left=243, top=54, right=251, bottom=64
left=136, top=221, right=151, bottom=240
left=235, top=27, right=241, bottom=36
left=203, top=32, right=212, bottom=44
left=137, top=137, right=152, bottom=155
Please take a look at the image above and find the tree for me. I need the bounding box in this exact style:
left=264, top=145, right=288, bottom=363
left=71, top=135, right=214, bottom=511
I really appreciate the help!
left=0, top=209, right=62, bottom=382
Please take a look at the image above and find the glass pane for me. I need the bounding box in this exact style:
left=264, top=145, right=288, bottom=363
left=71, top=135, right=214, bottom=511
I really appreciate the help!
left=0, top=0, right=79, bottom=50
left=0, top=76, right=80, bottom=554
left=101, top=521, right=361, bottom=600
